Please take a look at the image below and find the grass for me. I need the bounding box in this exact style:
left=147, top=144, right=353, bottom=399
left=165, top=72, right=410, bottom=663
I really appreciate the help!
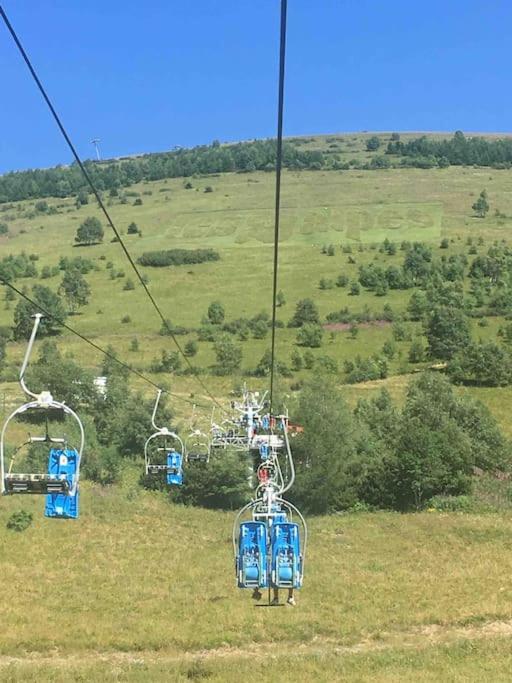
left=2, top=479, right=512, bottom=679
left=2, top=133, right=512, bottom=677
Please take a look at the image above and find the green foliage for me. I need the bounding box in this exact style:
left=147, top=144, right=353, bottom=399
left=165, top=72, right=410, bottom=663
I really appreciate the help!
left=0, top=252, right=38, bottom=281
left=184, top=340, right=198, bottom=357
left=350, top=281, right=360, bottom=295
left=213, top=334, right=242, bottom=375
left=129, top=337, right=139, bottom=352
left=28, top=340, right=97, bottom=410
left=448, top=342, right=512, bottom=386
left=366, top=136, right=381, bottom=151
left=0, top=138, right=328, bottom=204
left=150, top=350, right=182, bottom=373
left=428, top=495, right=472, bottom=512
left=296, top=323, right=324, bottom=348
left=6, top=510, right=33, bottom=532
left=425, top=306, right=471, bottom=360
left=174, top=450, right=250, bottom=509
left=74, top=217, right=104, bottom=245
left=207, top=301, right=225, bottom=325
left=288, top=298, right=320, bottom=327
left=276, top=289, right=286, bottom=307
left=408, top=338, right=425, bottom=363
left=291, top=348, right=303, bottom=370
left=123, top=278, right=135, bottom=291
left=127, top=222, right=139, bottom=235
left=13, top=285, right=67, bottom=340
left=138, top=248, right=219, bottom=267
left=59, top=269, right=90, bottom=312
left=472, top=190, right=490, bottom=218
left=291, top=377, right=366, bottom=514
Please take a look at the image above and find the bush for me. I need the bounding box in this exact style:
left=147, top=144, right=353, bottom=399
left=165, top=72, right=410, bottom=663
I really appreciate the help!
left=428, top=495, right=472, bottom=512
left=296, top=323, right=324, bottom=348
left=6, top=509, right=33, bottom=532
left=123, top=278, right=135, bottom=291
left=138, top=249, right=220, bottom=267
left=133, top=198, right=143, bottom=206
left=184, top=340, right=198, bottom=357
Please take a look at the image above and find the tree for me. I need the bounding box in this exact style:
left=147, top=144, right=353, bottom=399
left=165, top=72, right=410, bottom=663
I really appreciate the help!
left=59, top=269, right=90, bottom=313
left=251, top=319, right=269, bottom=339
left=288, top=299, right=320, bottom=327
left=207, top=301, right=225, bottom=325
left=296, top=323, right=324, bottom=348
left=213, top=335, right=242, bottom=375
left=472, top=190, right=489, bottom=218
left=184, top=340, right=198, bottom=357
left=425, top=306, right=471, bottom=360
left=291, top=376, right=364, bottom=514
left=408, top=339, right=425, bottom=363
left=127, top=222, right=139, bottom=235
left=277, top=290, right=286, bottom=307
left=76, top=190, right=88, bottom=207
left=291, top=349, right=303, bottom=371
left=74, top=216, right=104, bottom=245
left=28, top=340, right=96, bottom=411
left=350, top=281, right=360, bottom=295
left=174, top=450, right=250, bottom=509
left=448, top=342, right=512, bottom=386
left=366, top=136, right=381, bottom=152
left=13, top=285, right=67, bottom=340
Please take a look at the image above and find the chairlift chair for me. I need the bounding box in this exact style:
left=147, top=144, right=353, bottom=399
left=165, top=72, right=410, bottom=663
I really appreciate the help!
left=144, top=390, right=185, bottom=486
left=0, top=314, right=84, bottom=519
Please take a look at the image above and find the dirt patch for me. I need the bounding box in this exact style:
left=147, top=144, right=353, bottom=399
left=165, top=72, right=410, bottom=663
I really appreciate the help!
left=324, top=319, right=391, bottom=332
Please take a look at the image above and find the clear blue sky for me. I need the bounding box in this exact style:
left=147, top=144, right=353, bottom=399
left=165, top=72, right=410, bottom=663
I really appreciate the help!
left=1, top=0, right=511, bottom=173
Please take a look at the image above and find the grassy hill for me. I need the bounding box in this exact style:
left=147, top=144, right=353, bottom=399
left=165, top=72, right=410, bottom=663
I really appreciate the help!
left=2, top=133, right=512, bottom=679
left=1, top=132, right=512, bottom=425
left=2, top=476, right=512, bottom=681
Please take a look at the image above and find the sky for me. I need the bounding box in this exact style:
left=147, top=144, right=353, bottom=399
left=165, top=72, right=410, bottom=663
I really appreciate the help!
left=1, top=0, right=511, bottom=174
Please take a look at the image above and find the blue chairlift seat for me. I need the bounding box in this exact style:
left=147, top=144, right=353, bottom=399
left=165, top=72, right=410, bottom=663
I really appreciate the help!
left=237, top=521, right=268, bottom=588
left=259, top=443, right=269, bottom=460
left=167, top=451, right=183, bottom=486
left=270, top=522, right=302, bottom=589
left=45, top=448, right=79, bottom=519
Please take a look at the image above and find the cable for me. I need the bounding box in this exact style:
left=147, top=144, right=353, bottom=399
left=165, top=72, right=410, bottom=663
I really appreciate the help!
left=0, top=278, right=210, bottom=410
left=0, top=4, right=227, bottom=416
left=269, top=0, right=287, bottom=415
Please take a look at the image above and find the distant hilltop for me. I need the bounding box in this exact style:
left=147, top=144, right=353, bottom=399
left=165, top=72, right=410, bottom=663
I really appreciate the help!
left=2, top=131, right=512, bottom=204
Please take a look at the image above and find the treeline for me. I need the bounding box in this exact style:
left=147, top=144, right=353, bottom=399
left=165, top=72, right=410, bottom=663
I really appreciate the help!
left=137, top=248, right=220, bottom=267
left=0, top=139, right=326, bottom=203
left=387, top=131, right=512, bottom=168
left=290, top=373, right=510, bottom=514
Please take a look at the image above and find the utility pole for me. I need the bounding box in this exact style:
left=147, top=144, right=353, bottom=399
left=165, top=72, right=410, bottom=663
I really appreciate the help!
left=91, top=138, right=101, bottom=161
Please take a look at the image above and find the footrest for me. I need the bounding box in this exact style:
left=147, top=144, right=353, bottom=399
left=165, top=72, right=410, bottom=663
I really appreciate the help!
left=5, top=473, right=69, bottom=495
left=147, top=464, right=169, bottom=474
left=188, top=453, right=209, bottom=463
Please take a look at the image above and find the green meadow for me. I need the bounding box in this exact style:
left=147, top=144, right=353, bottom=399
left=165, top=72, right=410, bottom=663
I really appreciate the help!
left=2, top=133, right=512, bottom=679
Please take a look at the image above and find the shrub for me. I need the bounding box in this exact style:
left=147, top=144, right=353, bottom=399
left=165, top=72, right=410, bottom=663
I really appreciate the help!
left=138, top=249, right=220, bottom=267
left=296, top=323, right=324, bottom=348
left=6, top=510, right=33, bottom=532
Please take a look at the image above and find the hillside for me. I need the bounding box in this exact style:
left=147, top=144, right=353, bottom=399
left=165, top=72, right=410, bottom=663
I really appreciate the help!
left=0, top=134, right=512, bottom=425
left=2, top=477, right=512, bottom=681
left=2, top=133, right=512, bottom=679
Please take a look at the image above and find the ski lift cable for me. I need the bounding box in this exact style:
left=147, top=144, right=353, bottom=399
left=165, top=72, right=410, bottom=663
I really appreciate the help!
left=0, top=277, right=210, bottom=411
left=0, top=4, right=228, bottom=417
left=269, top=0, right=287, bottom=415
